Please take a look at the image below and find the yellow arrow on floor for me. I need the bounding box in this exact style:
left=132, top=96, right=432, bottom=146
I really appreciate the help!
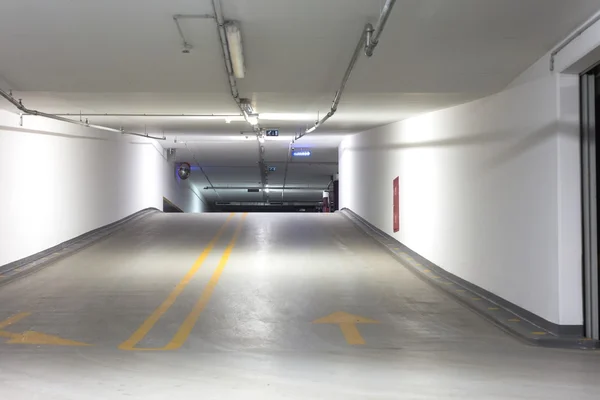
left=1, top=331, right=90, bottom=346
left=312, top=311, right=379, bottom=345
left=0, top=312, right=90, bottom=346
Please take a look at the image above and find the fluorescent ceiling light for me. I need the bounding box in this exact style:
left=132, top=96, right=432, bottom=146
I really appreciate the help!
left=226, top=22, right=245, bottom=79
left=246, top=114, right=259, bottom=126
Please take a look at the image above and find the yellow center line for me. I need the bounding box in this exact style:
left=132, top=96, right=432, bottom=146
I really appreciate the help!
left=118, top=213, right=236, bottom=350
left=162, top=213, right=247, bottom=350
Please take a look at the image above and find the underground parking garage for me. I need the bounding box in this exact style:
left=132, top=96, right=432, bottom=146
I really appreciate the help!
left=2, top=1, right=600, bottom=398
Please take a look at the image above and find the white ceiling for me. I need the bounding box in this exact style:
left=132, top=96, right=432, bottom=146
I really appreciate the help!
left=1, top=0, right=599, bottom=204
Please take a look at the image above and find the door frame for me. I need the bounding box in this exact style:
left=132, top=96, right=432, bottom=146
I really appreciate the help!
left=581, top=71, right=600, bottom=339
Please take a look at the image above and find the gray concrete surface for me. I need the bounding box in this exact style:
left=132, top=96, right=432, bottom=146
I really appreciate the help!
left=0, top=212, right=599, bottom=399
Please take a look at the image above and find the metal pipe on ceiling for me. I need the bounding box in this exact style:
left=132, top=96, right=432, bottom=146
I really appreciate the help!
left=212, top=0, right=241, bottom=104
left=53, top=113, right=242, bottom=118
left=173, top=14, right=215, bottom=53
left=295, top=0, right=397, bottom=141
left=0, top=88, right=166, bottom=140
left=204, top=186, right=326, bottom=191
left=295, top=27, right=368, bottom=141
left=211, top=0, right=269, bottom=201
left=280, top=142, right=293, bottom=201
left=173, top=14, right=214, bottom=19
left=364, top=0, right=397, bottom=57
left=216, top=201, right=320, bottom=205
left=184, top=161, right=337, bottom=168
left=185, top=143, right=222, bottom=201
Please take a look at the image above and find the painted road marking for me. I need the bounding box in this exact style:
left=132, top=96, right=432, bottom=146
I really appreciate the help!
left=4, top=331, right=90, bottom=346
left=0, top=312, right=30, bottom=330
left=119, top=214, right=236, bottom=350
left=0, top=313, right=90, bottom=346
left=532, top=332, right=547, bottom=336
left=163, top=214, right=247, bottom=350
left=508, top=318, right=520, bottom=322
left=313, top=311, right=379, bottom=345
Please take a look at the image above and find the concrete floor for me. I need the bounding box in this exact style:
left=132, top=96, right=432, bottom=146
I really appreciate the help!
left=0, top=212, right=599, bottom=399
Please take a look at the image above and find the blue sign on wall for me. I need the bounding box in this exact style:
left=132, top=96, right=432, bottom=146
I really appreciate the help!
left=268, top=166, right=277, bottom=172
left=292, top=150, right=311, bottom=157
left=265, top=129, right=279, bottom=137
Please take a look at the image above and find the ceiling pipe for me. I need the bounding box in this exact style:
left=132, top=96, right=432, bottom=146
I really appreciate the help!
left=173, top=14, right=215, bottom=53
left=364, top=0, right=397, bottom=57
left=185, top=143, right=222, bottom=201
left=211, top=0, right=269, bottom=200
left=294, top=0, right=397, bottom=141
left=216, top=201, right=320, bottom=205
left=212, top=0, right=241, bottom=105
left=53, top=113, right=242, bottom=118
left=280, top=142, right=293, bottom=201
left=0, top=88, right=166, bottom=140
left=204, top=186, right=326, bottom=191
left=185, top=161, right=337, bottom=168
left=294, top=27, right=368, bottom=141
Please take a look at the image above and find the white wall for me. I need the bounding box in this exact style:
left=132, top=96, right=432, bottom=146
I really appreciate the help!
left=340, top=50, right=587, bottom=325
left=0, top=110, right=205, bottom=267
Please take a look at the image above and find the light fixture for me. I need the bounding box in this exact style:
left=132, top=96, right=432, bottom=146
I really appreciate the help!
left=258, top=135, right=265, bottom=144
left=226, top=22, right=245, bottom=79
left=292, top=150, right=311, bottom=157
left=240, top=98, right=254, bottom=114
left=225, top=118, right=232, bottom=124
left=246, top=113, right=259, bottom=126
left=305, top=126, right=317, bottom=134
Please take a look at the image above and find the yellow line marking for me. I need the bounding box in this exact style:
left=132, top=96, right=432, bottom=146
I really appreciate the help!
left=472, top=297, right=482, bottom=301
left=163, top=213, right=247, bottom=350
left=0, top=312, right=90, bottom=346
left=0, top=312, right=31, bottom=330
left=118, top=213, right=236, bottom=350
left=6, top=331, right=90, bottom=346
left=532, top=332, right=547, bottom=336
left=313, top=311, right=379, bottom=346
left=423, top=269, right=431, bottom=273
left=508, top=318, right=520, bottom=322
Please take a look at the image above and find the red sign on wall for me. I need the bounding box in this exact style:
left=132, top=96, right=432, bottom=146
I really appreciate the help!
left=393, top=177, right=399, bottom=232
